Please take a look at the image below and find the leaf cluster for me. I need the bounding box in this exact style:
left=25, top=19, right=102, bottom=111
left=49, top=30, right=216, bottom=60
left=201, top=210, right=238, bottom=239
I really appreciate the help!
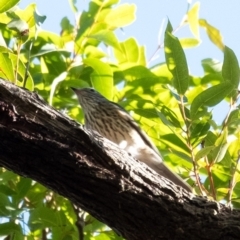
left=0, top=0, right=240, bottom=239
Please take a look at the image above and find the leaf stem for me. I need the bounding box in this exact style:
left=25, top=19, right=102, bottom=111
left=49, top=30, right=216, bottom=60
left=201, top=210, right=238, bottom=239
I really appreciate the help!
left=205, top=157, right=216, bottom=199
left=14, top=39, right=22, bottom=85
left=23, top=39, right=34, bottom=88
left=227, top=151, right=240, bottom=206
left=179, top=95, right=205, bottom=195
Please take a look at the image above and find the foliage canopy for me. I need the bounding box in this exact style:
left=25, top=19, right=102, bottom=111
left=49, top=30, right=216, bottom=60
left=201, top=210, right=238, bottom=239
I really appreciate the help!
left=0, top=0, right=239, bottom=239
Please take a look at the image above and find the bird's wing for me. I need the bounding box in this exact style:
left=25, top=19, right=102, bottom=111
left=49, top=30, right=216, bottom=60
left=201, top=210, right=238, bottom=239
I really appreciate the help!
left=113, top=102, right=162, bottom=156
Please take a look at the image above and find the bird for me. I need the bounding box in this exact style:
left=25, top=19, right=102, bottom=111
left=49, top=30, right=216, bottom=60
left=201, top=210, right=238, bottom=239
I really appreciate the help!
left=72, top=87, right=191, bottom=192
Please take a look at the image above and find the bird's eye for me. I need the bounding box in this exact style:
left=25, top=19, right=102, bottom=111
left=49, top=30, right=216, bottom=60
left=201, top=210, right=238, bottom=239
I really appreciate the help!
left=90, top=88, right=95, bottom=92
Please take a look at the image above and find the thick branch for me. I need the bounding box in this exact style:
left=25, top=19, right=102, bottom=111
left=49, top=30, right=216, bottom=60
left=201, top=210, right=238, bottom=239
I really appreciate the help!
left=0, top=79, right=239, bottom=240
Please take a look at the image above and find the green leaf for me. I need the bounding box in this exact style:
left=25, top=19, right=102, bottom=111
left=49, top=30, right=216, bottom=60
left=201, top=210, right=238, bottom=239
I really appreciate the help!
left=0, top=0, right=20, bottom=13
left=68, top=0, right=78, bottom=13
left=150, top=63, right=172, bottom=80
left=16, top=177, right=32, bottom=200
left=187, top=2, right=200, bottom=39
left=201, top=73, right=223, bottom=85
left=76, top=2, right=99, bottom=41
left=196, top=146, right=216, bottom=161
left=0, top=31, right=7, bottom=48
left=114, top=38, right=140, bottom=67
left=156, top=109, right=181, bottom=128
left=179, top=38, right=201, bottom=48
left=190, top=81, right=234, bottom=119
left=205, top=131, right=217, bottom=146
left=222, top=46, right=239, bottom=98
left=89, top=30, right=121, bottom=51
left=0, top=185, right=16, bottom=196
left=41, top=51, right=68, bottom=76
left=138, top=46, right=146, bottom=66
left=164, top=20, right=189, bottom=95
left=190, top=121, right=210, bottom=146
left=0, top=222, right=21, bottom=236
left=0, top=192, right=16, bottom=216
left=83, top=58, right=113, bottom=100
left=160, top=133, right=190, bottom=154
left=29, top=206, right=58, bottom=228
left=211, top=129, right=229, bottom=163
left=49, top=71, right=68, bottom=106
left=201, top=58, right=222, bottom=74
left=121, top=65, right=157, bottom=81
left=84, top=45, right=106, bottom=59
left=0, top=192, right=12, bottom=207
left=0, top=52, right=14, bottom=81
left=34, top=8, right=46, bottom=27
left=105, top=3, right=136, bottom=28
left=8, top=52, right=34, bottom=90
left=199, top=19, right=224, bottom=50
left=227, top=109, right=240, bottom=127
left=14, top=4, right=39, bottom=29
left=102, top=0, right=119, bottom=8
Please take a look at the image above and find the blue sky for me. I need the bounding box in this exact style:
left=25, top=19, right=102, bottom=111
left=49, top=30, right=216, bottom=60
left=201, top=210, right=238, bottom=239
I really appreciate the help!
left=19, top=0, right=240, bottom=75
left=18, top=0, right=240, bottom=122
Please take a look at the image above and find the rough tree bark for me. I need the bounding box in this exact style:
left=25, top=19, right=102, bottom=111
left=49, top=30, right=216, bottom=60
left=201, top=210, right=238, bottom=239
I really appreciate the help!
left=0, top=79, right=239, bottom=240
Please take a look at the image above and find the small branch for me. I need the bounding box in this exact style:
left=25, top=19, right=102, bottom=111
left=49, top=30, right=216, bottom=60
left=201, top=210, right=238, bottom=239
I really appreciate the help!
left=179, top=95, right=205, bottom=195
left=14, top=39, right=22, bottom=84
left=227, top=151, right=240, bottom=205
left=206, top=163, right=216, bottom=200
left=23, top=39, right=34, bottom=88
left=72, top=203, right=85, bottom=240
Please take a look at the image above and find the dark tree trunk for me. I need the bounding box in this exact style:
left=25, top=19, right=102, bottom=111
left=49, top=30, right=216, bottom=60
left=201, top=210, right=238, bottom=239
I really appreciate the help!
left=0, top=79, right=239, bottom=240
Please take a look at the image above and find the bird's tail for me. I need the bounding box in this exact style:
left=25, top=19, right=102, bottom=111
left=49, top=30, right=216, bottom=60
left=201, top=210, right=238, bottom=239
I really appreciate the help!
left=152, top=162, right=191, bottom=192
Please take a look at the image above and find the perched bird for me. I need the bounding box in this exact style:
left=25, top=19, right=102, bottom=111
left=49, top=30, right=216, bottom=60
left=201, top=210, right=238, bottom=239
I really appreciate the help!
left=72, top=87, right=191, bottom=192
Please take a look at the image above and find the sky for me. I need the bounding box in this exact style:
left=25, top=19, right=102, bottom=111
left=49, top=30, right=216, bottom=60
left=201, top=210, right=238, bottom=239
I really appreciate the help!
left=18, top=0, right=240, bottom=75
left=18, top=0, right=240, bottom=122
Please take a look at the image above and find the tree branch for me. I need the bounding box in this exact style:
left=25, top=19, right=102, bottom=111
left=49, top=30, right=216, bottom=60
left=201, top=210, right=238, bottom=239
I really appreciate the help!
left=0, top=79, right=239, bottom=240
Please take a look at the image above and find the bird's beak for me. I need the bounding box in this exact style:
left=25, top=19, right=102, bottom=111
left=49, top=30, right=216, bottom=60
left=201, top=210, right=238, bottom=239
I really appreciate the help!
left=71, top=87, right=77, bottom=92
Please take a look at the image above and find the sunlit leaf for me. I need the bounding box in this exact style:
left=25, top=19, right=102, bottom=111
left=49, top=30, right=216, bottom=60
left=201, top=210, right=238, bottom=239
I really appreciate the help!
left=16, top=177, right=32, bottom=200
left=199, top=19, right=224, bottom=50
left=222, top=46, right=239, bottom=99
left=201, top=58, right=222, bottom=74
left=190, top=81, right=234, bottom=119
left=0, top=52, right=14, bottom=81
left=34, top=7, right=46, bottom=27
left=89, top=30, right=121, bottom=50
left=49, top=71, right=68, bottom=106
left=164, top=20, right=189, bottom=95
left=187, top=2, right=200, bottom=39
left=196, top=146, right=216, bottom=161
left=0, top=0, right=20, bottom=13
left=102, top=0, right=119, bottom=8
left=84, top=45, right=106, bottom=59
left=227, top=109, right=240, bottom=128
left=8, top=52, right=34, bottom=90
left=0, top=222, right=21, bottom=236
left=121, top=65, right=157, bottom=81
left=83, top=58, right=113, bottom=100
left=160, top=133, right=190, bottom=154
left=179, top=38, right=201, bottom=48
left=105, top=4, right=136, bottom=28
left=76, top=1, right=99, bottom=41
left=29, top=206, right=59, bottom=228
left=114, top=38, right=144, bottom=67
left=201, top=73, right=223, bottom=85
left=190, top=121, right=210, bottom=146
left=68, top=0, right=78, bottom=13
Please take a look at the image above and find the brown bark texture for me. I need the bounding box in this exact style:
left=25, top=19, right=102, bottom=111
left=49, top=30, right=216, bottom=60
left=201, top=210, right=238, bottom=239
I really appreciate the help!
left=0, top=79, right=239, bottom=240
